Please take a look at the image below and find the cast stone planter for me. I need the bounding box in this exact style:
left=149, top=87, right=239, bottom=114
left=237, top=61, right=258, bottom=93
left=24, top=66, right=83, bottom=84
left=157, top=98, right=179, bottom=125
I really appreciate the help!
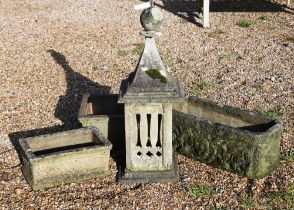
left=173, top=96, right=283, bottom=179
left=19, top=127, right=112, bottom=190
left=78, top=94, right=283, bottom=179
left=78, top=94, right=125, bottom=151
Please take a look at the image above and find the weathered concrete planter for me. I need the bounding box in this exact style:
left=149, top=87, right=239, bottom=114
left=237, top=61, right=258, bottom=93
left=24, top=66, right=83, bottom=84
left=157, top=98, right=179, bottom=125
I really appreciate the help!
left=19, top=127, right=112, bottom=190
left=78, top=94, right=125, bottom=151
left=173, top=96, right=283, bottom=179
left=78, top=94, right=283, bottom=179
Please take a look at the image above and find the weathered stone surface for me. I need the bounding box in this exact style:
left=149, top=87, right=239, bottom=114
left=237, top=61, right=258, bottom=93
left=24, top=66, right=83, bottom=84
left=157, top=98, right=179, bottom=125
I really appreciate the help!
left=116, top=17, right=182, bottom=183
left=78, top=94, right=282, bottom=179
left=118, top=149, right=179, bottom=183
left=118, top=29, right=182, bottom=104
left=173, top=97, right=283, bottom=179
left=140, top=7, right=164, bottom=31
left=123, top=103, right=173, bottom=171
left=78, top=94, right=125, bottom=152
left=19, top=127, right=112, bottom=190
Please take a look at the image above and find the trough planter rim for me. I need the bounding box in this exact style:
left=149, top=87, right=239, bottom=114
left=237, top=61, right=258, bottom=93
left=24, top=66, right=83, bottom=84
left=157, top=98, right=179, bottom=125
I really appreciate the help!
left=19, top=127, right=112, bottom=161
left=185, top=96, right=283, bottom=136
left=173, top=110, right=280, bottom=140
left=79, top=115, right=124, bottom=119
left=78, top=93, right=90, bottom=118
left=78, top=93, right=124, bottom=118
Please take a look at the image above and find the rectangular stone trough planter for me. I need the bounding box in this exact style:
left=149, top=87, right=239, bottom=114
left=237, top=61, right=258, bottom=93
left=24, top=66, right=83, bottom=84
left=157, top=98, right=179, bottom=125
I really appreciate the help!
left=19, top=127, right=112, bottom=190
left=78, top=94, right=125, bottom=151
left=78, top=94, right=283, bottom=179
left=173, top=96, right=283, bottom=179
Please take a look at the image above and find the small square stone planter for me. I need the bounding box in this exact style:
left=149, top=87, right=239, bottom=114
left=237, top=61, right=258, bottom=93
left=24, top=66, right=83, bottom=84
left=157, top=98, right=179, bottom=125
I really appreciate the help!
left=19, top=127, right=112, bottom=190
left=78, top=94, right=124, bottom=151
left=173, top=96, right=283, bottom=179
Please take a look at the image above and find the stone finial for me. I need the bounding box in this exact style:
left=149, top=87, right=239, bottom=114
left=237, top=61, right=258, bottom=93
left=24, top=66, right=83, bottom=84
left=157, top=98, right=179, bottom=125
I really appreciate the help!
left=118, top=5, right=182, bottom=103
left=140, top=7, right=163, bottom=31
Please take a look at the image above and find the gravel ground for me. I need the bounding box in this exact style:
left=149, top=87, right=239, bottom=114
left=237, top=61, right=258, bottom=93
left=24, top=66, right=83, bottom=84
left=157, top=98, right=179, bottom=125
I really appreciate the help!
left=0, top=0, right=293, bottom=209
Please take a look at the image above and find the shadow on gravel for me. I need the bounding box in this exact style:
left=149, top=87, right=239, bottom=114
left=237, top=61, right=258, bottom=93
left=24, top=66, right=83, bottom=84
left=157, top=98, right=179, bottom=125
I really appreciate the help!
left=209, top=0, right=290, bottom=13
left=48, top=50, right=111, bottom=129
left=143, top=0, right=293, bottom=26
left=9, top=50, right=111, bottom=164
left=154, top=0, right=202, bottom=26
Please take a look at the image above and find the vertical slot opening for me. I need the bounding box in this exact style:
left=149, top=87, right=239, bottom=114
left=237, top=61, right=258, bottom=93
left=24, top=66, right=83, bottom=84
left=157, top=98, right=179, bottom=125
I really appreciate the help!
left=156, top=114, right=162, bottom=148
left=146, top=114, right=152, bottom=147
left=136, top=114, right=142, bottom=147
left=87, top=103, right=93, bottom=115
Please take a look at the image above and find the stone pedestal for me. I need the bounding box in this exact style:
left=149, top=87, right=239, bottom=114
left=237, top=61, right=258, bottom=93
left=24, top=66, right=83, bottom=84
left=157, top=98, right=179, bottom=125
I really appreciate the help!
left=117, top=8, right=183, bottom=182
left=124, top=103, right=172, bottom=171
left=118, top=149, right=179, bottom=183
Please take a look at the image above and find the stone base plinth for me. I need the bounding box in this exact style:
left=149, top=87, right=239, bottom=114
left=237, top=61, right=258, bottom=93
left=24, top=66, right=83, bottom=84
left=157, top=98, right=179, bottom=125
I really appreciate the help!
left=118, top=151, right=179, bottom=183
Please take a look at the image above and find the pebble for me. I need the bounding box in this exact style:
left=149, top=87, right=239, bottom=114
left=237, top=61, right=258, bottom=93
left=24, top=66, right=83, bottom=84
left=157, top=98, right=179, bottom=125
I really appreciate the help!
left=1, top=172, right=10, bottom=182
left=14, top=188, right=23, bottom=195
left=182, top=177, right=191, bottom=182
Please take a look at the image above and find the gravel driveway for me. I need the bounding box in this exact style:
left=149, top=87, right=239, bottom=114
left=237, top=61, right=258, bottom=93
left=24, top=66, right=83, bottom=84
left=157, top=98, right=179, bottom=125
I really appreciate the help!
left=0, top=0, right=293, bottom=209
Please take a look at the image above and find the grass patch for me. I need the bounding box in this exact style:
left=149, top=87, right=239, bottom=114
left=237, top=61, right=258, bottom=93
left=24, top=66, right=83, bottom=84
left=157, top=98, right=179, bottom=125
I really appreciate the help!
left=132, top=43, right=144, bottom=55
left=219, top=53, right=232, bottom=61
left=284, top=35, right=294, bottom=43
left=265, top=193, right=282, bottom=205
left=90, top=60, right=104, bottom=71
left=259, top=16, right=268, bottom=21
left=145, top=69, right=167, bottom=83
left=256, top=106, right=284, bottom=119
left=179, top=17, right=190, bottom=24
left=244, top=48, right=253, bottom=54
left=251, top=84, right=263, bottom=92
left=117, top=50, right=128, bottom=57
left=285, top=184, right=294, bottom=205
left=284, top=150, right=294, bottom=162
left=237, top=20, right=255, bottom=28
left=285, top=194, right=294, bottom=207
left=208, top=29, right=225, bottom=38
left=283, top=184, right=294, bottom=209
left=264, top=186, right=294, bottom=209
left=92, top=64, right=99, bottom=71
left=162, top=57, right=176, bottom=68
left=189, top=56, right=202, bottom=62
left=192, top=81, right=215, bottom=96
left=183, top=184, right=214, bottom=198
left=181, top=67, right=196, bottom=71
left=240, top=193, right=256, bottom=208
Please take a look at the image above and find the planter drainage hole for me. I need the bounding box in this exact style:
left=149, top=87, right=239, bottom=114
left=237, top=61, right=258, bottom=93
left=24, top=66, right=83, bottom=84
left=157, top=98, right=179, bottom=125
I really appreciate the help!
left=137, top=151, right=142, bottom=156
left=156, top=151, right=162, bottom=156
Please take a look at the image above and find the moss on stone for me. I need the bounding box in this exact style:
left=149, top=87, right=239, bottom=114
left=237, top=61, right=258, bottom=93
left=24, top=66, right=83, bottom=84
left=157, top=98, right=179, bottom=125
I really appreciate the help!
left=172, top=109, right=282, bottom=179
left=145, top=68, right=167, bottom=83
